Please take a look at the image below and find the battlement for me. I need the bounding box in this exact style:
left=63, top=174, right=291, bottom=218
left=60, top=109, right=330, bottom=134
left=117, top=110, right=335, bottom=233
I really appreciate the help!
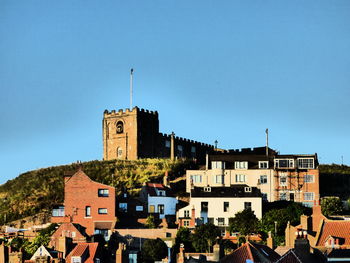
left=160, top=133, right=214, bottom=148
left=103, top=106, right=158, bottom=117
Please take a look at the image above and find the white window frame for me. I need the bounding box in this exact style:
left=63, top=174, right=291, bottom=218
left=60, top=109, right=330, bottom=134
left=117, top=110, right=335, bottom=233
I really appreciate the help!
left=204, top=187, right=211, bottom=192
left=98, top=208, right=108, bottom=214
left=157, top=190, right=165, bottom=196
left=98, top=189, right=109, bottom=197
left=184, top=220, right=190, bottom=227
left=212, top=161, right=225, bottom=169
left=304, top=174, right=314, bottom=183
left=259, top=161, right=269, bottom=169
left=279, top=192, right=287, bottom=200
left=303, top=192, right=314, bottom=201
left=184, top=210, right=190, bottom=217
left=217, top=218, right=225, bottom=226
left=275, top=159, right=295, bottom=169
left=244, top=187, right=252, bottom=192
left=72, top=257, right=81, bottom=263
left=259, top=175, right=268, bottom=184
left=215, top=175, right=224, bottom=184
left=298, top=158, right=315, bottom=169
left=279, top=176, right=287, bottom=186
left=235, top=161, right=248, bottom=169
left=235, top=174, right=246, bottom=183
left=191, top=175, right=202, bottom=183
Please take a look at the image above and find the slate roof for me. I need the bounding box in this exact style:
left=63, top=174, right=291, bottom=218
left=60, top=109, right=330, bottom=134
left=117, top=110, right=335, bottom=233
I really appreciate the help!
left=316, top=220, right=350, bottom=246
left=275, top=249, right=303, bottom=263
left=191, top=185, right=261, bottom=198
left=220, top=242, right=280, bottom=263
left=65, top=242, right=99, bottom=263
left=145, top=183, right=175, bottom=197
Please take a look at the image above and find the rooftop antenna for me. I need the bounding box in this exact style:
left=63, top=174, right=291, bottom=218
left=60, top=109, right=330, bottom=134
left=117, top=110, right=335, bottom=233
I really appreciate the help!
left=130, top=68, right=134, bottom=109
left=265, top=128, right=269, bottom=156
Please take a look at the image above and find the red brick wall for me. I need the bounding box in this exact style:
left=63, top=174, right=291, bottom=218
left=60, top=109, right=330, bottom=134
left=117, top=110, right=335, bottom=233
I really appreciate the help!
left=274, top=169, right=320, bottom=205
left=64, top=170, right=116, bottom=235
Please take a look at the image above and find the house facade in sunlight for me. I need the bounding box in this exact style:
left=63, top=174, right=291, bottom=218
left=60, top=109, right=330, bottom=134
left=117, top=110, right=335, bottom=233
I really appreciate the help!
left=186, top=147, right=319, bottom=206
left=51, top=170, right=117, bottom=238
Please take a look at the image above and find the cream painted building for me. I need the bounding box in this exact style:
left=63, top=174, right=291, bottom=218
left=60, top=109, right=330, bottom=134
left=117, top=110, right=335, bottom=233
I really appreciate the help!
left=186, top=162, right=275, bottom=202
left=186, top=147, right=320, bottom=206
left=177, top=185, right=262, bottom=228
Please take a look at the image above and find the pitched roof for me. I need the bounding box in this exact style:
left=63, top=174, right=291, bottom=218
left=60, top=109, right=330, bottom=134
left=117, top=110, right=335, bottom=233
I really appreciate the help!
left=145, top=183, right=174, bottom=197
left=275, top=249, right=302, bottom=263
left=66, top=170, right=114, bottom=189
left=316, top=220, right=350, bottom=247
left=65, top=242, right=99, bottom=263
left=51, top=222, right=87, bottom=240
left=220, top=242, right=280, bottom=263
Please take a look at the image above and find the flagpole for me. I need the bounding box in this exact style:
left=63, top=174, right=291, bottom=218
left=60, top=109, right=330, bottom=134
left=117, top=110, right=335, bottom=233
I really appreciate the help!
left=130, top=68, right=133, bottom=109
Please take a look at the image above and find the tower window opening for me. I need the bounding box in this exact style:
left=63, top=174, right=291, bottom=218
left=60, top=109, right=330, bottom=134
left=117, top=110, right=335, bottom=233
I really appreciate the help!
left=116, top=121, right=124, bottom=134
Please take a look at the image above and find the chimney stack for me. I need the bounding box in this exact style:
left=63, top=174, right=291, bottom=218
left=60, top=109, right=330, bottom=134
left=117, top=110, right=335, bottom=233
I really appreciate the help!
left=267, top=231, right=274, bottom=249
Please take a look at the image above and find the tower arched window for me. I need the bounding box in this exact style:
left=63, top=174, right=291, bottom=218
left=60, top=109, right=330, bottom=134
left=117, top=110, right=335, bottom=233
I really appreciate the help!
left=116, top=121, right=124, bottom=134
left=117, top=147, right=123, bottom=158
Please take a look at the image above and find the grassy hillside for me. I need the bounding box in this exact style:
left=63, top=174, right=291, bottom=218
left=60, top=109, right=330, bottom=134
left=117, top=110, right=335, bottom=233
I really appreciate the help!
left=0, top=158, right=196, bottom=225
left=319, top=164, right=350, bottom=199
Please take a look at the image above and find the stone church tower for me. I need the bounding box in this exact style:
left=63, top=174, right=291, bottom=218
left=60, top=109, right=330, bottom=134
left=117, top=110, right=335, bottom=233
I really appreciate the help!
left=102, top=107, right=159, bottom=160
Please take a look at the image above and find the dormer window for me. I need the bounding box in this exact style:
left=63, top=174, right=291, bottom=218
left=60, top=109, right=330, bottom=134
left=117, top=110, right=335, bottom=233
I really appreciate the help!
left=297, top=158, right=314, bottom=169
left=244, top=187, right=252, bottom=192
left=204, top=187, right=211, bottom=192
left=259, top=161, right=269, bottom=169
left=157, top=190, right=165, bottom=196
left=212, top=161, right=225, bottom=169
left=235, top=161, right=248, bottom=169
left=116, top=121, right=124, bottom=134
left=275, top=159, right=294, bottom=169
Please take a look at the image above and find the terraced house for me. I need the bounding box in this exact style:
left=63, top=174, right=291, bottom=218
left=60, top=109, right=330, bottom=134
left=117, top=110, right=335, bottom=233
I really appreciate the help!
left=186, top=147, right=319, bottom=207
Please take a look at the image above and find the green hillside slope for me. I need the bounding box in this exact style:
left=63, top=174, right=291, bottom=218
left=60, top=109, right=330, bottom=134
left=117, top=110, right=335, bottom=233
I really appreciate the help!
left=0, top=158, right=196, bottom=225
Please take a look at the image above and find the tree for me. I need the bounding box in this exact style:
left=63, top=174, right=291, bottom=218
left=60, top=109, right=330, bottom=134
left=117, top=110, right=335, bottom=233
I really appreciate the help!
left=141, top=238, right=168, bottom=263
left=228, top=209, right=259, bottom=236
left=191, top=223, right=220, bottom=253
left=174, top=227, right=194, bottom=253
left=261, top=202, right=309, bottom=238
left=321, top=196, right=343, bottom=217
left=145, top=215, right=156, bottom=228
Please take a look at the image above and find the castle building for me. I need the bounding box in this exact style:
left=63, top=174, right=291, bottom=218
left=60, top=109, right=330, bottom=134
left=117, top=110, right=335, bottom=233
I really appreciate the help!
left=102, top=107, right=213, bottom=162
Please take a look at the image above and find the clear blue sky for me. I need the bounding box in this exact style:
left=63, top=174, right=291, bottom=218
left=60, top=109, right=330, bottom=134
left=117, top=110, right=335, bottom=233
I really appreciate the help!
left=1, top=1, right=349, bottom=184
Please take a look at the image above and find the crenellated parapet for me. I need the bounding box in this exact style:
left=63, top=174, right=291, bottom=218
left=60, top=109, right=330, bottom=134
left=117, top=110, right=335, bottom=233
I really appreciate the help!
left=103, top=107, right=158, bottom=117
left=159, top=133, right=214, bottom=148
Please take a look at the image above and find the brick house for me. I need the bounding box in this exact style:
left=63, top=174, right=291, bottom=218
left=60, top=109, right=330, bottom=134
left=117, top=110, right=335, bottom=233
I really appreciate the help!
left=51, top=170, right=117, bottom=238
